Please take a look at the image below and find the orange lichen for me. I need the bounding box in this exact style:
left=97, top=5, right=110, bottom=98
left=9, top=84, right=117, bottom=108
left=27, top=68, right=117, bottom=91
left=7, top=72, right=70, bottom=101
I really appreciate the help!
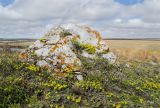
left=67, top=63, right=74, bottom=69
left=50, top=44, right=63, bottom=52
left=59, top=56, right=65, bottom=65
left=86, top=28, right=102, bottom=47
left=20, top=53, right=28, bottom=59
left=63, top=38, right=68, bottom=44
left=94, top=31, right=101, bottom=46
left=61, top=37, right=69, bottom=44
left=50, top=45, right=58, bottom=52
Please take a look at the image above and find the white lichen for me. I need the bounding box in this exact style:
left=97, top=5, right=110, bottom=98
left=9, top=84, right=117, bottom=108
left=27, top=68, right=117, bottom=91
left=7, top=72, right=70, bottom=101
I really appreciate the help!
left=21, top=24, right=116, bottom=78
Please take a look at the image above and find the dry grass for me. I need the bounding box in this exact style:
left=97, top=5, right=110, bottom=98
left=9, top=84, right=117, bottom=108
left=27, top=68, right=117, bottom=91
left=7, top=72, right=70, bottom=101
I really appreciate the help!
left=107, top=40, right=160, bottom=61
left=0, top=41, right=33, bottom=48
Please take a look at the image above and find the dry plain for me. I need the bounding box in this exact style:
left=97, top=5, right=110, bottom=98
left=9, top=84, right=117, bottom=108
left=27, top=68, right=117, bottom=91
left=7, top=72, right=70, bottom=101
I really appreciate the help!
left=1, top=39, right=160, bottom=61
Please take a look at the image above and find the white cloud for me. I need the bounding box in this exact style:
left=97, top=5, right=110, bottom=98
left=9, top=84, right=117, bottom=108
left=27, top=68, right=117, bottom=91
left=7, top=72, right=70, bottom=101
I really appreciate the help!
left=0, top=0, right=160, bottom=38
left=0, top=5, right=21, bottom=20
left=114, top=19, right=123, bottom=23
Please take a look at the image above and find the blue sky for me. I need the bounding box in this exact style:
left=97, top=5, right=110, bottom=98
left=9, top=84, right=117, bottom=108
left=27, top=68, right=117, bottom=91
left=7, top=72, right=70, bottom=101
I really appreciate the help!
left=115, top=0, right=143, bottom=5
left=0, top=0, right=160, bottom=39
left=1, top=0, right=143, bottom=6
left=0, top=0, right=14, bottom=6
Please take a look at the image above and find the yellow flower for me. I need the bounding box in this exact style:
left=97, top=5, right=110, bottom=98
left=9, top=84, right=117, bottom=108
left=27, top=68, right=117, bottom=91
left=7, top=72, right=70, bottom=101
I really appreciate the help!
left=107, top=93, right=114, bottom=97
left=55, top=104, right=59, bottom=108
left=115, top=103, right=121, bottom=108
left=139, top=98, right=144, bottom=103
left=64, top=67, right=72, bottom=73
left=76, top=96, right=81, bottom=103
left=27, top=64, right=39, bottom=72
left=67, top=96, right=71, bottom=100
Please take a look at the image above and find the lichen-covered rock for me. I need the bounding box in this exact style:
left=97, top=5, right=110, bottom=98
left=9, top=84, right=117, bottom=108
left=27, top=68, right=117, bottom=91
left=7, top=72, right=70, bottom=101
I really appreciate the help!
left=20, top=24, right=116, bottom=78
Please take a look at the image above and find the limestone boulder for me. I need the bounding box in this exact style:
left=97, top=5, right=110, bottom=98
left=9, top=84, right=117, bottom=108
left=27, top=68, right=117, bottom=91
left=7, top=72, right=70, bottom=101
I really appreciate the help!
left=20, top=24, right=116, bottom=77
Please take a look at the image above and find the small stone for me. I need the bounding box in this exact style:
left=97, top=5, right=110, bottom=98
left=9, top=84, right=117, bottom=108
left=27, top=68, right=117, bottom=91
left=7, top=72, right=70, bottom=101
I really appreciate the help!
left=81, top=51, right=96, bottom=59
left=102, top=52, right=117, bottom=64
left=150, top=61, right=157, bottom=66
left=125, top=63, right=130, bottom=68
left=46, top=35, right=60, bottom=44
left=76, top=75, right=83, bottom=80
left=75, top=72, right=81, bottom=74
left=37, top=60, right=49, bottom=67
left=33, top=40, right=44, bottom=48
left=35, top=47, right=50, bottom=57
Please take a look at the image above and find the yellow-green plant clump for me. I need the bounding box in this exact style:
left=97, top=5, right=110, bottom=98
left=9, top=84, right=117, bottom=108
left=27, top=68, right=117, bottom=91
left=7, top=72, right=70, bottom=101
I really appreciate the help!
left=0, top=51, right=160, bottom=108
left=71, top=38, right=96, bottom=54
left=81, top=43, right=96, bottom=54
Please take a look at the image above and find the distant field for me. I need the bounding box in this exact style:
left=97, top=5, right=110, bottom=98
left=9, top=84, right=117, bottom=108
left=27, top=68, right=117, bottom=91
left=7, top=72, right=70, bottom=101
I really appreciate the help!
left=107, top=40, right=160, bottom=61
left=107, top=40, right=160, bottom=50
left=0, top=40, right=34, bottom=48
left=1, top=39, right=160, bottom=61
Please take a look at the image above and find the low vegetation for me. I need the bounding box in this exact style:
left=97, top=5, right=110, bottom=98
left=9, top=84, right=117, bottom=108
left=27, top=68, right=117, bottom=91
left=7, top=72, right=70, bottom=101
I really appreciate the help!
left=0, top=51, right=160, bottom=108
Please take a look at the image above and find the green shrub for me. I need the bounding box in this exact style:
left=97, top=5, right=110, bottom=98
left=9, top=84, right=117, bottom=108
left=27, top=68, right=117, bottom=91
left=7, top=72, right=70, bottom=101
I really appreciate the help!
left=0, top=51, right=160, bottom=107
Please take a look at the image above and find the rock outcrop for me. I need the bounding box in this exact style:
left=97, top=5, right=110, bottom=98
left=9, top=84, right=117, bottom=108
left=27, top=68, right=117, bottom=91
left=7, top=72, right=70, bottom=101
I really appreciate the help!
left=20, top=24, right=116, bottom=79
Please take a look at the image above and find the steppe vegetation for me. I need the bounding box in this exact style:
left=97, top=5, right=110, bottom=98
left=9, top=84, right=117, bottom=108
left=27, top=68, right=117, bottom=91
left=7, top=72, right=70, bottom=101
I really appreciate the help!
left=0, top=40, right=160, bottom=108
